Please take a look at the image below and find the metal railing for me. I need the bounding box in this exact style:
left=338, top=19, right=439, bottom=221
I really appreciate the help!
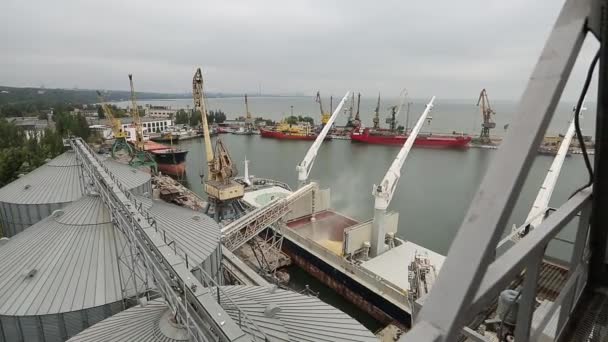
left=70, top=137, right=255, bottom=342
left=403, top=0, right=603, bottom=340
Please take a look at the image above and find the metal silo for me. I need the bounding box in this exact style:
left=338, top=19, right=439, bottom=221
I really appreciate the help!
left=0, top=193, right=222, bottom=342
left=0, top=151, right=151, bottom=237
left=67, top=286, right=378, bottom=342
left=136, top=196, right=223, bottom=284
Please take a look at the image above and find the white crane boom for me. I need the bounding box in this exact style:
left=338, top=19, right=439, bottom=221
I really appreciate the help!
left=370, top=96, right=435, bottom=257
left=498, top=103, right=585, bottom=249
left=296, top=91, right=350, bottom=187
left=374, top=96, right=435, bottom=210
left=525, top=118, right=576, bottom=229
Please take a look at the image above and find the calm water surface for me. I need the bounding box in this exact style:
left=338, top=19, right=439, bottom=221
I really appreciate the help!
left=128, top=98, right=594, bottom=330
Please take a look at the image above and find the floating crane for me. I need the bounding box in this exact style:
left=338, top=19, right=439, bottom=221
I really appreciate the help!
left=193, top=68, right=245, bottom=221
left=127, top=74, right=157, bottom=172
left=373, top=93, right=381, bottom=129
left=477, top=88, right=496, bottom=143
left=96, top=91, right=133, bottom=158
left=297, top=91, right=350, bottom=189
left=370, top=96, right=436, bottom=257
left=315, top=91, right=331, bottom=125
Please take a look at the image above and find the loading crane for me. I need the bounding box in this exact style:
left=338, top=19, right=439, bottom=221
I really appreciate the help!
left=354, top=93, right=361, bottom=126
left=128, top=74, right=145, bottom=151
left=386, top=89, right=408, bottom=132
left=315, top=91, right=331, bottom=125
left=193, top=68, right=245, bottom=221
left=346, top=93, right=355, bottom=127
left=297, top=92, right=350, bottom=189
left=498, top=103, right=586, bottom=248
left=373, top=93, right=381, bottom=129
left=96, top=90, right=133, bottom=158
left=370, top=96, right=436, bottom=257
left=477, top=88, right=496, bottom=143
left=244, top=94, right=254, bottom=133
left=126, top=74, right=157, bottom=172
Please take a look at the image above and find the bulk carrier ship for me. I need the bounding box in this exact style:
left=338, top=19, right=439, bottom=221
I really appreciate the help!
left=350, top=93, right=472, bottom=148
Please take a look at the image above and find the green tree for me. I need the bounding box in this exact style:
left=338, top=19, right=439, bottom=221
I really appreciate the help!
left=97, top=105, right=105, bottom=118
left=215, top=110, right=226, bottom=123
left=285, top=116, right=298, bottom=125
left=298, top=115, right=314, bottom=125
left=190, top=110, right=202, bottom=127
left=0, top=148, right=25, bottom=187
left=174, top=109, right=189, bottom=125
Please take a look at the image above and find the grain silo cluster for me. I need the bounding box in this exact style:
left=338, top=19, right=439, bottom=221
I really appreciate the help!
left=0, top=151, right=150, bottom=237
left=67, top=286, right=377, bottom=342
left=0, top=144, right=376, bottom=342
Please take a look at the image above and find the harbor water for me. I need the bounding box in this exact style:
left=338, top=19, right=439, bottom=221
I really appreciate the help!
left=120, top=97, right=595, bottom=330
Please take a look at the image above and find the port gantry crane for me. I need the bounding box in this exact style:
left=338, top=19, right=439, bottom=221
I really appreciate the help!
left=354, top=92, right=361, bottom=126
left=244, top=94, right=254, bottom=133
left=315, top=91, right=331, bottom=125
left=96, top=90, right=133, bottom=158
left=127, top=74, right=157, bottom=172
left=193, top=68, right=245, bottom=221
left=297, top=91, right=350, bottom=189
left=477, top=88, right=496, bottom=143
left=386, top=89, right=409, bottom=132
left=373, top=93, right=381, bottom=129
left=370, top=96, right=435, bottom=257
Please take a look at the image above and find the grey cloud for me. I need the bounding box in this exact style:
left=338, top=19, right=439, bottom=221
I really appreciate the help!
left=0, top=0, right=599, bottom=100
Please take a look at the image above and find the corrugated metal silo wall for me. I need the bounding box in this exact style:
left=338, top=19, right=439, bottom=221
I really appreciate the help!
left=0, top=180, right=151, bottom=238
left=130, top=179, right=152, bottom=198
left=193, top=244, right=223, bottom=285
left=0, top=202, right=67, bottom=238
left=0, top=301, right=124, bottom=342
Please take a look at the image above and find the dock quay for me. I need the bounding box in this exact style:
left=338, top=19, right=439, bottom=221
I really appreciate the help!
left=152, top=174, right=207, bottom=210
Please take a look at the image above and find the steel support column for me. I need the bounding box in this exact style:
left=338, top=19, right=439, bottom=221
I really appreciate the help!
left=590, top=1, right=608, bottom=286
left=410, top=0, right=590, bottom=339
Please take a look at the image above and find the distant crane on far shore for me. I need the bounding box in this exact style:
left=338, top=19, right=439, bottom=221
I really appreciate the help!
left=477, top=88, right=496, bottom=143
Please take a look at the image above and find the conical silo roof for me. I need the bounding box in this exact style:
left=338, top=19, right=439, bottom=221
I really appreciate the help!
left=0, top=196, right=126, bottom=317
left=0, top=150, right=152, bottom=237
left=0, top=193, right=223, bottom=342
left=67, top=286, right=377, bottom=342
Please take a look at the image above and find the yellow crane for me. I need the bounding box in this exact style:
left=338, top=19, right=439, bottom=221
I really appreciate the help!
left=96, top=91, right=132, bottom=157
left=193, top=68, right=244, bottom=221
left=315, top=91, right=331, bottom=125
left=128, top=74, right=145, bottom=151
left=126, top=74, right=157, bottom=172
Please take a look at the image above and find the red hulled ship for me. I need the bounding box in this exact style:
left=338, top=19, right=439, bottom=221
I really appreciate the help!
left=144, top=141, right=188, bottom=176
left=351, top=127, right=471, bottom=148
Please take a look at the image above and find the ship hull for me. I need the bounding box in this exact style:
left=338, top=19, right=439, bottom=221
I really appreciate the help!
left=260, top=128, right=331, bottom=141
left=150, top=135, right=180, bottom=143
left=351, top=129, right=471, bottom=148
left=150, top=148, right=188, bottom=176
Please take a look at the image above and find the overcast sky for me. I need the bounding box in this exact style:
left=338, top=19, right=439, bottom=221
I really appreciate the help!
left=0, top=0, right=600, bottom=100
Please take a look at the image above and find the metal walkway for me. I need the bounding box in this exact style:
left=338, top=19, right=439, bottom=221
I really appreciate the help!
left=221, top=182, right=317, bottom=251
left=70, top=138, right=263, bottom=342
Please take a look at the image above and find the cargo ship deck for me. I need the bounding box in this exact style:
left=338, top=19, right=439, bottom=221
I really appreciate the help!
left=243, top=185, right=447, bottom=327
